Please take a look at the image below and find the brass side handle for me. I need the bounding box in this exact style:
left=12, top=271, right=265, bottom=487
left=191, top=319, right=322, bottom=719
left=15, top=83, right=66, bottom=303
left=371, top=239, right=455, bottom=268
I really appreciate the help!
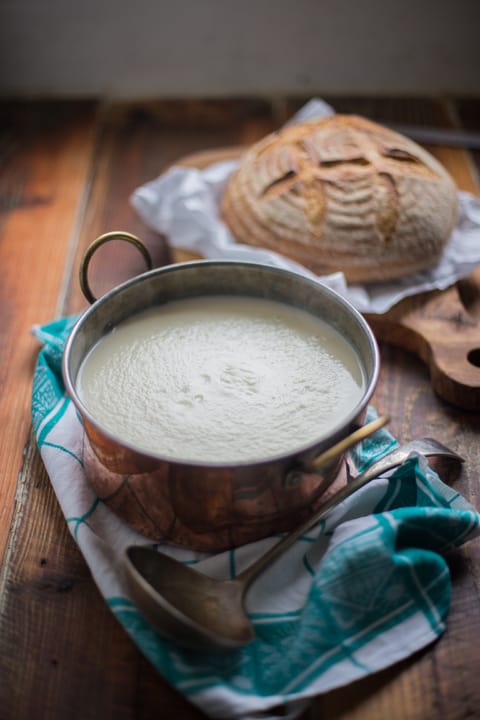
left=80, top=231, right=153, bottom=304
left=284, top=415, right=390, bottom=488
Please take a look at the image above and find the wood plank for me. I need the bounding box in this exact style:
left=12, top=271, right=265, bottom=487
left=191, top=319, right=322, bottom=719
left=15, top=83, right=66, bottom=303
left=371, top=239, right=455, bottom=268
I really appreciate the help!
left=2, top=97, right=480, bottom=720
left=66, top=99, right=276, bottom=313
left=0, top=101, right=97, bottom=566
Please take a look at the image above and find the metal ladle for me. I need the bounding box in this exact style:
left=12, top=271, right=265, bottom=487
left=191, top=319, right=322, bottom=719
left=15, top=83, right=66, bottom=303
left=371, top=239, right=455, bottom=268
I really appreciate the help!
left=124, top=420, right=462, bottom=651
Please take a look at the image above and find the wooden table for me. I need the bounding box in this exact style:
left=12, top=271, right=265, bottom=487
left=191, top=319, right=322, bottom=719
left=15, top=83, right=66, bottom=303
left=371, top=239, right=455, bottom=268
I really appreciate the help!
left=1, top=97, right=480, bottom=720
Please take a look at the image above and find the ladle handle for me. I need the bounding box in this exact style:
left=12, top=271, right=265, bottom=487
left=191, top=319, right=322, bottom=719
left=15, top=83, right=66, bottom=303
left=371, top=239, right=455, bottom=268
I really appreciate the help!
left=80, top=231, right=153, bottom=304
left=237, top=415, right=390, bottom=586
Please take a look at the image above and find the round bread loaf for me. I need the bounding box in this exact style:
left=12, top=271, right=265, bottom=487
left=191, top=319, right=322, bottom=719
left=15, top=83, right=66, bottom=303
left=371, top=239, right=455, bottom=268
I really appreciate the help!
left=220, top=115, right=458, bottom=283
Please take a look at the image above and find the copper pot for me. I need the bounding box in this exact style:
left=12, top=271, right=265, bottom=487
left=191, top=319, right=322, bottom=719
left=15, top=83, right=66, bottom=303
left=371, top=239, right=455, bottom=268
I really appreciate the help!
left=63, top=235, right=380, bottom=551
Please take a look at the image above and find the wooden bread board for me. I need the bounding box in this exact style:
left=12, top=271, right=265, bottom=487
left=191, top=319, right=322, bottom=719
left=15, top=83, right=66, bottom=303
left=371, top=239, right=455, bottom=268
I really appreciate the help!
left=174, top=147, right=480, bottom=411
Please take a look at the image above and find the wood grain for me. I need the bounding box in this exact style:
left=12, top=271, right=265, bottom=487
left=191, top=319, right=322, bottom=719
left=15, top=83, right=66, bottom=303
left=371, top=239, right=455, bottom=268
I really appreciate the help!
left=0, top=102, right=97, bottom=566
left=365, top=285, right=480, bottom=411
left=66, top=99, right=275, bottom=315
left=1, top=97, right=479, bottom=720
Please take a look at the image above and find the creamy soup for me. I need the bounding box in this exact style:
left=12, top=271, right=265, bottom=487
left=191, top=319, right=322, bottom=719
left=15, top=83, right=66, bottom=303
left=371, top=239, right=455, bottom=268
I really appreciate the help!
left=76, top=295, right=365, bottom=463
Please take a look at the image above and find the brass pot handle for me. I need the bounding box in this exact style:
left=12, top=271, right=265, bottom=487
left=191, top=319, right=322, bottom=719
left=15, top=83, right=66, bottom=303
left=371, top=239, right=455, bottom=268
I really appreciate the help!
left=80, top=231, right=153, bottom=304
left=283, top=414, right=390, bottom=488
left=308, top=415, right=390, bottom=473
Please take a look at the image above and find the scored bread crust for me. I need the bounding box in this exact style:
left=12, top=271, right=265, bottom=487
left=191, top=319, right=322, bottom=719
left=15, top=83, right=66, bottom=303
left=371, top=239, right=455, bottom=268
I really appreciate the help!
left=220, top=115, right=458, bottom=283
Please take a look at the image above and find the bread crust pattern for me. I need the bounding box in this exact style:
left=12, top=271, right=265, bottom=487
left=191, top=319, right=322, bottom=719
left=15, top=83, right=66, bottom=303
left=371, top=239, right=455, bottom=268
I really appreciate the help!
left=220, top=115, right=458, bottom=283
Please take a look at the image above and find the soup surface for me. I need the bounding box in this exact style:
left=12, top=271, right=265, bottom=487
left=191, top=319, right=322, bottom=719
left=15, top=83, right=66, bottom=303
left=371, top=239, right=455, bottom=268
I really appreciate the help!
left=76, top=295, right=365, bottom=463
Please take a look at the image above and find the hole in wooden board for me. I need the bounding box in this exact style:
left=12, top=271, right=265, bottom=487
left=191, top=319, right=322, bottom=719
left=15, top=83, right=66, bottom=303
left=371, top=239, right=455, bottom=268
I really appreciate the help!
left=467, top=348, right=480, bottom=367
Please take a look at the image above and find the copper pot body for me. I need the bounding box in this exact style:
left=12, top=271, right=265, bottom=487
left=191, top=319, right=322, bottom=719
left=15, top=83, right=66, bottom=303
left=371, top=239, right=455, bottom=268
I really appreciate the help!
left=63, top=260, right=379, bottom=551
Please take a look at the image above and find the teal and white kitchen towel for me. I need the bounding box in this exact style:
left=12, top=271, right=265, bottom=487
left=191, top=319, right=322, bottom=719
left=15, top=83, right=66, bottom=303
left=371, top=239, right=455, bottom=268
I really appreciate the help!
left=32, top=315, right=479, bottom=720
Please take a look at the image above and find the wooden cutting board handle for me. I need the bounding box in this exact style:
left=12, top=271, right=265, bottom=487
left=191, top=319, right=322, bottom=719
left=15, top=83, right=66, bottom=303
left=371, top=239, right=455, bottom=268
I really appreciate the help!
left=366, top=284, right=480, bottom=411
